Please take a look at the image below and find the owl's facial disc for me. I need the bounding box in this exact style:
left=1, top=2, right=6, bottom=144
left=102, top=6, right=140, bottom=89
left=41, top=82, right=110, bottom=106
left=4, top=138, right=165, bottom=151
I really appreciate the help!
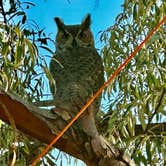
left=55, top=14, right=94, bottom=50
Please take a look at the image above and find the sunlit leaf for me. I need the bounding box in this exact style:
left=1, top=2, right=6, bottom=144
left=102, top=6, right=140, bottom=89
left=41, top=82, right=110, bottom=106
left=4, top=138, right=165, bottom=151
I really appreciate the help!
left=1, top=42, right=9, bottom=56
left=133, top=3, right=138, bottom=21
left=146, top=141, right=152, bottom=161
left=138, top=110, right=146, bottom=131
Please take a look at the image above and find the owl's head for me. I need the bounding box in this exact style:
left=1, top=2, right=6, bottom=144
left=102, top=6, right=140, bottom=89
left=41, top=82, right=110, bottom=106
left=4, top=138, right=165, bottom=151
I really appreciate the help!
left=54, top=14, right=94, bottom=51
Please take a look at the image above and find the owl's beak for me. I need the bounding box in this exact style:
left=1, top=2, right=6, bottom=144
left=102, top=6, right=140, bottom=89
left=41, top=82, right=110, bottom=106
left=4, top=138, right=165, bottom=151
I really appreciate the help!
left=72, top=38, right=77, bottom=47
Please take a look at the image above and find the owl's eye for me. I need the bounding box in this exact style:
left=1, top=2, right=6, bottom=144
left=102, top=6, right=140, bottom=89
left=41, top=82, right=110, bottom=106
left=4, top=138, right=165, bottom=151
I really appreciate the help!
left=59, top=31, right=69, bottom=39
left=78, top=30, right=91, bottom=43
left=79, top=31, right=88, bottom=38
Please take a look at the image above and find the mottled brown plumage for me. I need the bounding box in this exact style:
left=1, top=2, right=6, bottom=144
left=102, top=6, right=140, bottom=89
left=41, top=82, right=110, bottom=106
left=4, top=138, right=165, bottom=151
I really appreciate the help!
left=50, top=14, right=104, bottom=138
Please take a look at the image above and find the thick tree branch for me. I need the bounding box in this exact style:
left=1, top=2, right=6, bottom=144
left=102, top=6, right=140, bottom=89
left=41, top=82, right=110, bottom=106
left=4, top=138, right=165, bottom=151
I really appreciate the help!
left=0, top=88, right=137, bottom=166
left=0, top=88, right=84, bottom=163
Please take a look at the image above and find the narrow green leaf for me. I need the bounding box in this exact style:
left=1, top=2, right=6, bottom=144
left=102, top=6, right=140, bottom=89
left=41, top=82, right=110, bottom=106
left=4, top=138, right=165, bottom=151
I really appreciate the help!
left=135, top=85, right=140, bottom=99
left=1, top=42, right=9, bottom=56
left=24, top=38, right=38, bottom=65
left=138, top=110, right=146, bottom=131
left=146, top=141, right=152, bottom=161
left=133, top=3, right=138, bottom=20
left=121, top=125, right=129, bottom=138
left=127, top=112, right=136, bottom=136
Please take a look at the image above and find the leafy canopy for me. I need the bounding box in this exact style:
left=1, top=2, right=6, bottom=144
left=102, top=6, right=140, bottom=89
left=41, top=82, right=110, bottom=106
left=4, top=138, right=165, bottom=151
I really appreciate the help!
left=101, top=0, right=166, bottom=165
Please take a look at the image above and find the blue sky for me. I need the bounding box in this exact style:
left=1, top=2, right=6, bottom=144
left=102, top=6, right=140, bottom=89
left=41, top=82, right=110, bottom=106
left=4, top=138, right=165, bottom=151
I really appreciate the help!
left=25, top=0, right=124, bottom=165
left=26, top=0, right=123, bottom=48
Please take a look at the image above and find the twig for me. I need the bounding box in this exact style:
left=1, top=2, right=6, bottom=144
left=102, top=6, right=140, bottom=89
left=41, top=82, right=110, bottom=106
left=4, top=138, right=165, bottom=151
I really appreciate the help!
left=146, top=87, right=165, bottom=132
left=0, top=100, right=18, bottom=166
left=0, top=0, right=7, bottom=24
left=131, top=87, right=165, bottom=157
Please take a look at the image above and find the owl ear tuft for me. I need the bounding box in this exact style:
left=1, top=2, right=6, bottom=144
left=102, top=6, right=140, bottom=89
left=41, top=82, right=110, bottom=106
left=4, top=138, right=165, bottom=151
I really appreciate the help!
left=54, top=17, right=65, bottom=30
left=81, top=14, right=91, bottom=30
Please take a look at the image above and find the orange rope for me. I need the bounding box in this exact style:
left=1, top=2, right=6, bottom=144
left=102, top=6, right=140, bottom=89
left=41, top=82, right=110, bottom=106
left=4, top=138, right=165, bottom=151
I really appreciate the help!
left=30, top=16, right=166, bottom=166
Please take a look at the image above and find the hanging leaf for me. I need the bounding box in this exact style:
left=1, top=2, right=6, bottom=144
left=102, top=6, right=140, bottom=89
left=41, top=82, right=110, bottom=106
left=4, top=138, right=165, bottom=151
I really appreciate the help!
left=138, top=109, right=146, bottom=131
left=133, top=3, right=138, bottom=21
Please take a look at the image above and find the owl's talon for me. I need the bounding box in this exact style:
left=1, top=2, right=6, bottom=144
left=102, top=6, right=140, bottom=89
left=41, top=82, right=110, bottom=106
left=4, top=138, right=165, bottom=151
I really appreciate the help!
left=51, top=107, right=71, bottom=121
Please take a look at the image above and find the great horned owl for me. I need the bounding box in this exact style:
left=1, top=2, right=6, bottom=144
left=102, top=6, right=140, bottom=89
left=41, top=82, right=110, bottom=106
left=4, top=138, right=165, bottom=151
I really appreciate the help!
left=50, top=14, right=104, bottom=138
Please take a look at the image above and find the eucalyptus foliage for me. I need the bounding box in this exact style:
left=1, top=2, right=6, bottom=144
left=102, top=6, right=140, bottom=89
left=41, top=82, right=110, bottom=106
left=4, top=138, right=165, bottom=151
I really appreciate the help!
left=0, top=0, right=55, bottom=101
left=101, top=0, right=166, bottom=165
left=0, top=0, right=55, bottom=165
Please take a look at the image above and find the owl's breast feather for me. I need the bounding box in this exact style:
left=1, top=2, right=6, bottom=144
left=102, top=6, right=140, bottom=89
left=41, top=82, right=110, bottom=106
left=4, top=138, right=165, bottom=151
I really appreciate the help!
left=49, top=47, right=104, bottom=110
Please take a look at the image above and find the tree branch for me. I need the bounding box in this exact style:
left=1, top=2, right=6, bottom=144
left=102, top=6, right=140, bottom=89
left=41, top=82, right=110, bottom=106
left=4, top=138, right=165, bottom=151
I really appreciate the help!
left=0, top=0, right=7, bottom=24
left=0, top=88, right=137, bottom=166
left=0, top=88, right=84, bottom=162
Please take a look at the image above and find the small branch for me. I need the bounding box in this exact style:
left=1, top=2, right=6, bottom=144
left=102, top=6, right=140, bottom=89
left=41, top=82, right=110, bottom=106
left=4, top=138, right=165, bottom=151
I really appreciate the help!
left=0, top=100, right=17, bottom=134
left=0, top=0, right=7, bottom=24
left=10, top=143, right=17, bottom=166
left=131, top=88, right=166, bottom=158
left=135, top=122, right=166, bottom=135
left=146, top=87, right=165, bottom=132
